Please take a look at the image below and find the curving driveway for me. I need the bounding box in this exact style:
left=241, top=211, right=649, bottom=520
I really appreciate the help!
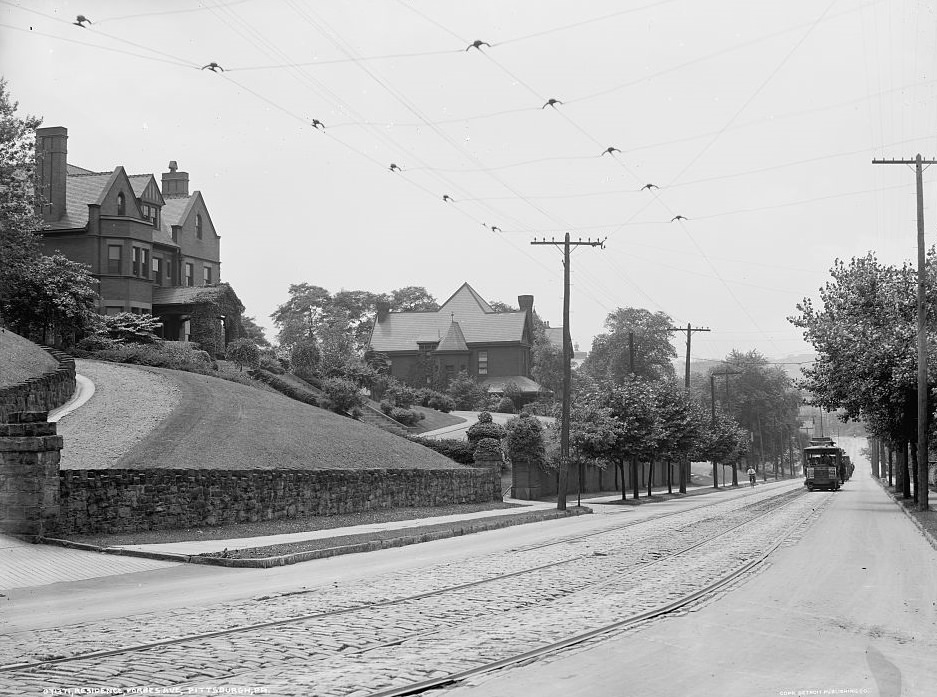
left=421, top=411, right=555, bottom=440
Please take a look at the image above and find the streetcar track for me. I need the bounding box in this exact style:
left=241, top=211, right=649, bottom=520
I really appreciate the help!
left=365, top=490, right=831, bottom=697
left=1, top=485, right=804, bottom=678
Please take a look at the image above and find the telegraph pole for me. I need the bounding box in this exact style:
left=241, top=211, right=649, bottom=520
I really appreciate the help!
left=872, top=154, right=936, bottom=512
left=666, top=323, right=710, bottom=493
left=531, top=233, right=605, bottom=510
left=711, top=369, right=742, bottom=488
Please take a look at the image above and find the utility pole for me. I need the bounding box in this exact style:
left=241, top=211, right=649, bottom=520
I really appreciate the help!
left=872, top=154, right=936, bottom=512
left=710, top=369, right=742, bottom=488
left=666, top=323, right=710, bottom=493
left=531, top=233, right=605, bottom=510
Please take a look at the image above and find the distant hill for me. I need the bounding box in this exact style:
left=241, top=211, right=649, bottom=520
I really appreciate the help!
left=0, top=330, right=57, bottom=387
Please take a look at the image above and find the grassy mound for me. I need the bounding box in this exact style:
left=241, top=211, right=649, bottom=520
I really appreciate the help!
left=0, top=329, right=57, bottom=387
left=115, top=365, right=473, bottom=471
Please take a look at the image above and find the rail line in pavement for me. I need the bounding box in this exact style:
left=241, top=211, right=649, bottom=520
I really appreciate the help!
left=0, top=485, right=816, bottom=695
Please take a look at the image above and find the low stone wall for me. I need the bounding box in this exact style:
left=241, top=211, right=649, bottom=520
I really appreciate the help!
left=57, top=467, right=498, bottom=534
left=0, top=347, right=76, bottom=422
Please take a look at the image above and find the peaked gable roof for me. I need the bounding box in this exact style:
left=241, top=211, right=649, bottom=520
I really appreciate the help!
left=47, top=166, right=142, bottom=230
left=369, top=283, right=529, bottom=353
left=439, top=282, right=494, bottom=314
left=128, top=174, right=165, bottom=205
left=436, top=321, right=469, bottom=352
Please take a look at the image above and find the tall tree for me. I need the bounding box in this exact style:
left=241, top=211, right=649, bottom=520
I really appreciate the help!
left=790, top=252, right=934, bottom=509
left=0, top=77, right=43, bottom=330
left=240, top=315, right=271, bottom=347
left=581, top=307, right=677, bottom=384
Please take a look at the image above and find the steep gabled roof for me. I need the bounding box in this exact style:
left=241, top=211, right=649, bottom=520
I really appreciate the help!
left=47, top=166, right=140, bottom=230
left=435, top=321, right=469, bottom=352
left=439, top=282, right=494, bottom=314
left=369, top=284, right=529, bottom=353
left=127, top=174, right=165, bottom=205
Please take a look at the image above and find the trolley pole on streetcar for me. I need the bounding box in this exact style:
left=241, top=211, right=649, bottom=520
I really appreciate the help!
left=872, top=154, right=936, bottom=512
left=531, top=233, right=604, bottom=510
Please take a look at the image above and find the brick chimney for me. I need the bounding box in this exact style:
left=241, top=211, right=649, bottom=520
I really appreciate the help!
left=35, top=126, right=68, bottom=222
left=161, top=160, right=189, bottom=196
left=517, top=295, right=534, bottom=313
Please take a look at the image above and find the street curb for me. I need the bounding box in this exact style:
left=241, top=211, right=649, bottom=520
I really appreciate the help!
left=873, top=477, right=937, bottom=551
left=38, top=507, right=592, bottom=568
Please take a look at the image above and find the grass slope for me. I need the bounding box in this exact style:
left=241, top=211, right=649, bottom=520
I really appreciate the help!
left=0, top=330, right=57, bottom=387
left=116, top=365, right=470, bottom=471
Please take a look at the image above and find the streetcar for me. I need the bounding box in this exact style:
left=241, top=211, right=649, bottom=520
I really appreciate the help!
left=802, top=438, right=844, bottom=491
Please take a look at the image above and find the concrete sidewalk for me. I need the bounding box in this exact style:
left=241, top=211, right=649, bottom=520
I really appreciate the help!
left=111, top=498, right=559, bottom=555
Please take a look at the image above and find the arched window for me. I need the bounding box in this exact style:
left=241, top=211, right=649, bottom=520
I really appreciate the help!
left=196, top=214, right=203, bottom=239
left=117, top=192, right=126, bottom=216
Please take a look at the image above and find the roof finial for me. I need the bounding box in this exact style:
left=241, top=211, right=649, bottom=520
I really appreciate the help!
left=168, top=160, right=178, bottom=172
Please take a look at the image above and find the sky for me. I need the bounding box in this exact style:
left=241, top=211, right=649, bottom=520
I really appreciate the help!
left=2, top=0, right=937, bottom=368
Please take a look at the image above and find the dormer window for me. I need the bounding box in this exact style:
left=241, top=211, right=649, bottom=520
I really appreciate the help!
left=196, top=214, right=203, bottom=239
left=140, top=203, right=160, bottom=229
left=117, top=192, right=126, bottom=216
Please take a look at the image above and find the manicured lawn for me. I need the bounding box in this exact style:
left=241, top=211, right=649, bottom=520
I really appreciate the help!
left=0, top=330, right=57, bottom=386
left=112, top=365, right=474, bottom=471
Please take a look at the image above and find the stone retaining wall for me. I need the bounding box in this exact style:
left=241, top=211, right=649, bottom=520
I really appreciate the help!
left=57, top=467, right=498, bottom=534
left=0, top=412, right=62, bottom=538
left=0, top=347, right=76, bottom=422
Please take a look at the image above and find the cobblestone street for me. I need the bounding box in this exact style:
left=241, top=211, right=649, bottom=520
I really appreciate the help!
left=1, top=482, right=819, bottom=696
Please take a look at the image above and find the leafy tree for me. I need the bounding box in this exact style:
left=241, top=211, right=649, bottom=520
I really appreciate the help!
left=390, top=286, right=438, bottom=312
left=101, top=312, right=163, bottom=344
left=447, top=371, right=488, bottom=410
left=654, top=380, right=706, bottom=493
left=271, top=283, right=331, bottom=349
left=0, top=78, right=44, bottom=330
left=711, top=349, right=802, bottom=480
left=321, top=376, right=364, bottom=414
left=289, top=339, right=320, bottom=379
left=581, top=307, right=677, bottom=384
left=790, top=252, right=933, bottom=508
left=3, top=253, right=98, bottom=346
left=604, top=376, right=663, bottom=499
left=240, top=315, right=270, bottom=347
left=696, top=410, right=749, bottom=485
left=225, top=338, right=260, bottom=371
left=505, top=413, right=546, bottom=469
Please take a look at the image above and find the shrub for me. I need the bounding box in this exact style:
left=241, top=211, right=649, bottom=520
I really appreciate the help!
left=225, top=338, right=260, bottom=371
left=476, top=411, right=493, bottom=424
left=505, top=413, right=546, bottom=468
left=407, top=436, right=475, bottom=465
left=428, top=393, right=456, bottom=413
left=101, top=312, right=163, bottom=344
left=321, top=376, right=364, bottom=414
left=447, top=371, right=488, bottom=410
left=474, top=437, right=504, bottom=463
left=75, top=334, right=117, bottom=352
left=467, top=418, right=506, bottom=446
left=380, top=400, right=395, bottom=415
left=89, top=342, right=212, bottom=372
left=495, top=396, right=516, bottom=414
left=390, top=406, right=421, bottom=426
left=259, top=356, right=284, bottom=374
left=414, top=388, right=436, bottom=407
left=384, top=382, right=417, bottom=409
left=290, top=340, right=320, bottom=379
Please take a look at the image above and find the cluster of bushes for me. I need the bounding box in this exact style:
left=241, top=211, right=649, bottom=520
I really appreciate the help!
left=373, top=376, right=456, bottom=414
left=466, top=411, right=506, bottom=445
left=379, top=400, right=425, bottom=426
left=407, top=436, right=475, bottom=465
